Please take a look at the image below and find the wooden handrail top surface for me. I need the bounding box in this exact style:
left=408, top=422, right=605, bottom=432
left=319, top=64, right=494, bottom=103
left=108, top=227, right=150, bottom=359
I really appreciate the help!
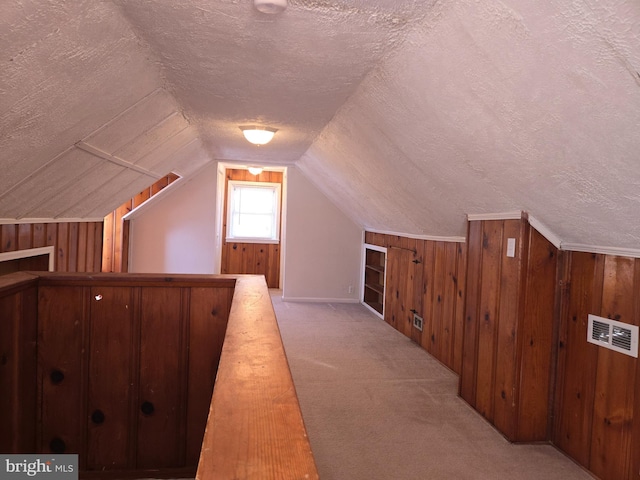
left=196, top=275, right=319, bottom=480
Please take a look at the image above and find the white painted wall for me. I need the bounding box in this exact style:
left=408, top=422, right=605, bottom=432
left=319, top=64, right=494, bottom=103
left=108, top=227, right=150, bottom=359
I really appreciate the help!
left=282, top=167, right=363, bottom=302
left=128, top=164, right=218, bottom=274
left=129, top=163, right=363, bottom=301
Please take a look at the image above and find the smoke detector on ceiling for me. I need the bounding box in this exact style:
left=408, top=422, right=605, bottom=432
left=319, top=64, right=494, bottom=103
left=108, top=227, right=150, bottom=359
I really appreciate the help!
left=254, top=0, right=287, bottom=14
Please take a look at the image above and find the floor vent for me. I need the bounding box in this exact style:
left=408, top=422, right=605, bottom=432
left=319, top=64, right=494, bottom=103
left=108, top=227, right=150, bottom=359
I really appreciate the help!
left=587, top=314, right=638, bottom=358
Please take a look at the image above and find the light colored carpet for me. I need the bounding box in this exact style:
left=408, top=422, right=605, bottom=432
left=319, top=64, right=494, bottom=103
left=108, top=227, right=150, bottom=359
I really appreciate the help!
left=271, top=293, right=594, bottom=480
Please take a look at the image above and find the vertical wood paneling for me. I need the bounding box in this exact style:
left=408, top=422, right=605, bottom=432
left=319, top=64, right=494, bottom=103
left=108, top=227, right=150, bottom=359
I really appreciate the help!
left=137, top=287, right=184, bottom=468
left=383, top=246, right=401, bottom=330
left=1, top=225, right=17, bottom=251
left=68, top=223, right=79, bottom=272
left=453, top=241, right=467, bottom=375
left=86, top=287, right=135, bottom=469
left=554, top=252, right=603, bottom=466
left=440, top=242, right=458, bottom=370
left=57, top=223, right=69, bottom=272
left=460, top=217, right=557, bottom=443
left=517, top=228, right=557, bottom=441
left=410, top=240, right=424, bottom=345
left=0, top=286, right=38, bottom=454
left=0, top=222, right=103, bottom=274
left=492, top=220, right=523, bottom=438
left=430, top=243, right=446, bottom=358
left=399, top=247, right=415, bottom=337
left=589, top=255, right=636, bottom=480
left=475, top=220, right=503, bottom=421
left=102, top=214, right=114, bottom=272
left=33, top=224, right=46, bottom=248
left=366, top=232, right=465, bottom=376
left=77, top=223, right=88, bottom=272
left=186, top=286, right=233, bottom=465
left=629, top=260, right=640, bottom=480
left=38, top=286, right=86, bottom=462
left=460, top=221, right=482, bottom=404
left=420, top=241, right=436, bottom=353
left=18, top=224, right=32, bottom=249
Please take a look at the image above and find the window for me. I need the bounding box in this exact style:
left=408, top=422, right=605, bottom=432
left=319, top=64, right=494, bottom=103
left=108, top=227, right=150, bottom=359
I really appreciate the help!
left=226, top=180, right=281, bottom=243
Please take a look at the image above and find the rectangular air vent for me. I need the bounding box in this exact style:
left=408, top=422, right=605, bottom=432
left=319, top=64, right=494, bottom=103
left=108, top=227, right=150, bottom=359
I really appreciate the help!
left=587, top=314, right=638, bottom=358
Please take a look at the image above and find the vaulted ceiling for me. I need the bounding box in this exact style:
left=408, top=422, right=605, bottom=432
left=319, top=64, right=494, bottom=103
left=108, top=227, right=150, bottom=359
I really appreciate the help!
left=1, top=0, right=639, bottom=250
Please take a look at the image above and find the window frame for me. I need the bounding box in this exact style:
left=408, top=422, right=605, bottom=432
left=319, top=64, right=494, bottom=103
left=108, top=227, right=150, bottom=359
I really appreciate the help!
left=225, top=180, right=281, bottom=244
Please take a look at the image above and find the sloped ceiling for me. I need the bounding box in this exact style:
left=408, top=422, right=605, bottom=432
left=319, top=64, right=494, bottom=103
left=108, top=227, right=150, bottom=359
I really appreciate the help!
left=1, top=0, right=639, bottom=250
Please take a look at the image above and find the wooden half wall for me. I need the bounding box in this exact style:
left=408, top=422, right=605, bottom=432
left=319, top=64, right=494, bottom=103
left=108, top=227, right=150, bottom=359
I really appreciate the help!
left=371, top=217, right=640, bottom=480
left=364, top=231, right=467, bottom=374
left=459, top=215, right=558, bottom=443
left=456, top=214, right=640, bottom=480
left=554, top=251, right=640, bottom=480
left=0, top=272, right=317, bottom=480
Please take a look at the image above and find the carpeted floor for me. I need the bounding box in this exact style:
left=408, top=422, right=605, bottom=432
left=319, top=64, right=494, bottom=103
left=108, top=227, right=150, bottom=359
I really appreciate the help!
left=271, top=293, right=594, bottom=480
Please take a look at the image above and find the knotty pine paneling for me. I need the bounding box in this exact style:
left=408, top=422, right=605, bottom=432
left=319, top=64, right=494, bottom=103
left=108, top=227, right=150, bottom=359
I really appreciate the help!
left=0, top=280, right=38, bottom=454
left=221, top=169, right=282, bottom=288
left=554, top=252, right=640, bottom=480
left=459, top=216, right=558, bottom=443
left=1, top=222, right=103, bottom=273
left=460, top=221, right=482, bottom=404
left=516, top=228, right=557, bottom=441
left=554, top=252, right=602, bottom=465
left=366, top=232, right=465, bottom=375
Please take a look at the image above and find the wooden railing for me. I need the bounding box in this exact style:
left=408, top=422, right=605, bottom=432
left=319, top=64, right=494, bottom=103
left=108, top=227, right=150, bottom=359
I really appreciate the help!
left=0, top=272, right=318, bottom=480
left=196, top=275, right=318, bottom=479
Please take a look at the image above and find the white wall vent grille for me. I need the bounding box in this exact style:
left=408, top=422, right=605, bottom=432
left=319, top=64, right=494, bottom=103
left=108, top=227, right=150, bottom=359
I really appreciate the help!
left=587, top=314, right=638, bottom=358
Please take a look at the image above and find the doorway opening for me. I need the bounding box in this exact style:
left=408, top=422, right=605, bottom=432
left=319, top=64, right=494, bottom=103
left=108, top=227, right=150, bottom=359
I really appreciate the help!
left=214, top=164, right=287, bottom=289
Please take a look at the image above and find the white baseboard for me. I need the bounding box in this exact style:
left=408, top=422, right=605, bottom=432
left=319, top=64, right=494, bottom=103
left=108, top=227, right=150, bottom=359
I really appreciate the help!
left=281, top=296, right=360, bottom=304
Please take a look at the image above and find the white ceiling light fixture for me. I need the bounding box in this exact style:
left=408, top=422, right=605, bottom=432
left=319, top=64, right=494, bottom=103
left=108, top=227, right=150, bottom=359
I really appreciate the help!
left=248, top=166, right=263, bottom=175
left=240, top=126, right=278, bottom=145
left=253, top=0, right=287, bottom=14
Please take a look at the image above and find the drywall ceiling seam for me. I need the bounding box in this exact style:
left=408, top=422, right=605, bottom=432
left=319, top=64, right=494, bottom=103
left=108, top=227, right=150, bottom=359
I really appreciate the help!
left=129, top=126, right=194, bottom=171
left=0, top=145, right=76, bottom=202
left=111, top=111, right=184, bottom=158
left=81, top=88, right=165, bottom=143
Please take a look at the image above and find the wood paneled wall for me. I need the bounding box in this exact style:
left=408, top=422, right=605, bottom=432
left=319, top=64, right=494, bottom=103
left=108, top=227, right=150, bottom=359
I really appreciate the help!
left=1, top=222, right=103, bottom=272
left=1, top=272, right=234, bottom=478
left=459, top=217, right=558, bottom=442
left=553, top=252, right=640, bottom=480
left=102, top=173, right=179, bottom=273
left=364, top=232, right=466, bottom=374
left=221, top=169, right=282, bottom=288
left=0, top=273, right=38, bottom=454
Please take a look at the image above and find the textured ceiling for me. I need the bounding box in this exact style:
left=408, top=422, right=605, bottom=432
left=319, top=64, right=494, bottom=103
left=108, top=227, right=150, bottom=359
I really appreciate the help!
left=1, top=0, right=639, bottom=250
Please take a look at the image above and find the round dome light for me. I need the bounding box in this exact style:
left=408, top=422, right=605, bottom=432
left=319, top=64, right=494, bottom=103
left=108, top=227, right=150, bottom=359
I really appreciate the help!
left=254, top=0, right=287, bottom=14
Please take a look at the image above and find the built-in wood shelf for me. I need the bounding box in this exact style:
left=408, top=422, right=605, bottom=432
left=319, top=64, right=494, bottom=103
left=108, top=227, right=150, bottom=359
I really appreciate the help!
left=362, top=244, right=387, bottom=317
